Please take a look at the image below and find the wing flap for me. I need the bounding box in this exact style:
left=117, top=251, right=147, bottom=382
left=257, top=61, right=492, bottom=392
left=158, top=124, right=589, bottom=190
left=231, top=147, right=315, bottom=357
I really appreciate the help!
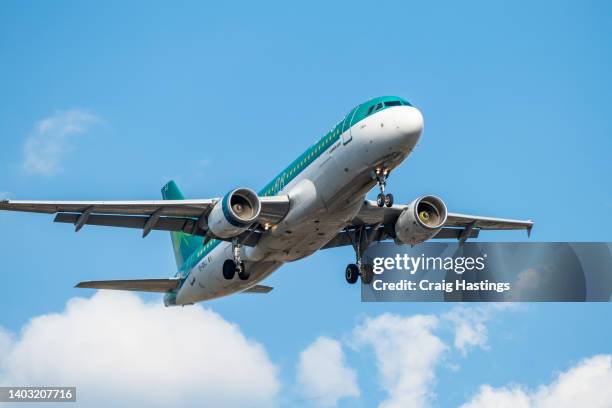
left=75, top=278, right=180, bottom=292
left=54, top=213, right=262, bottom=246
left=54, top=213, right=196, bottom=233
left=434, top=227, right=481, bottom=239
left=445, top=212, right=534, bottom=231
left=321, top=226, right=480, bottom=250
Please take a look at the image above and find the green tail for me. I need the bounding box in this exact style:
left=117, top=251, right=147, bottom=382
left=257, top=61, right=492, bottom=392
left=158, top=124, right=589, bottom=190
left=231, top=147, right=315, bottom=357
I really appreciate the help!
left=161, top=181, right=201, bottom=269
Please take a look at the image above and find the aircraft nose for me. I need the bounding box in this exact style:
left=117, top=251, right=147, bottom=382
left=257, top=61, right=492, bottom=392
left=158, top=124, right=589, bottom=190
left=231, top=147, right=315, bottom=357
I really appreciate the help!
left=395, top=106, right=424, bottom=139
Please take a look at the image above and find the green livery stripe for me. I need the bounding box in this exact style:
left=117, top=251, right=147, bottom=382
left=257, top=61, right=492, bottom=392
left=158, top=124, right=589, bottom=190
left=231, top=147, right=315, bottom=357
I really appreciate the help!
left=258, top=96, right=410, bottom=198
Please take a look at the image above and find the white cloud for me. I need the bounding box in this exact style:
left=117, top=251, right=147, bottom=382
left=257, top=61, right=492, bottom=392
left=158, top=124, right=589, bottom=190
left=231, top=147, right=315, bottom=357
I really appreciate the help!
left=353, top=313, right=446, bottom=408
left=0, top=328, right=12, bottom=359
left=443, top=306, right=489, bottom=355
left=443, top=304, right=516, bottom=355
left=461, top=355, right=612, bottom=408
left=296, top=337, right=360, bottom=407
left=462, top=385, right=531, bottom=408
left=22, top=109, right=99, bottom=175
left=0, top=291, right=279, bottom=407
left=0, top=296, right=601, bottom=408
left=346, top=305, right=516, bottom=408
left=0, top=192, right=10, bottom=200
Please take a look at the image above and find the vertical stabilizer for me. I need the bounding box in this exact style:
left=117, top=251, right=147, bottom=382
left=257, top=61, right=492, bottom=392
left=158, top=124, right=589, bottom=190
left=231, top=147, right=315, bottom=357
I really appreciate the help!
left=161, top=181, right=201, bottom=269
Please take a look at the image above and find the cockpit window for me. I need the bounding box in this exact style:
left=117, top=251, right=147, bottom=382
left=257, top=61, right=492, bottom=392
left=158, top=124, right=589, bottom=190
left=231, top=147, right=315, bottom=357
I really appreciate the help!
left=384, top=101, right=402, bottom=107
left=367, top=103, right=383, bottom=115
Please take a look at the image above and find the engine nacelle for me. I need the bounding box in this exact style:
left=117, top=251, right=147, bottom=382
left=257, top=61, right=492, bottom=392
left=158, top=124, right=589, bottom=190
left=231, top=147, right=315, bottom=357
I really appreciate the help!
left=394, top=195, right=448, bottom=245
left=208, top=188, right=261, bottom=238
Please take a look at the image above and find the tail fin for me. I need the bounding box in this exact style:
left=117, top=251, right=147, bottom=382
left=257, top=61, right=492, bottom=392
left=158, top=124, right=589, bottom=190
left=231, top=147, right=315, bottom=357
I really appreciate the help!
left=161, top=181, right=201, bottom=269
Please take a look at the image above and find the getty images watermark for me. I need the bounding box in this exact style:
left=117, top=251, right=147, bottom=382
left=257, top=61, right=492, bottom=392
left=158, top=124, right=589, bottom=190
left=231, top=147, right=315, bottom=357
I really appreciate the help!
left=361, top=242, right=612, bottom=302
left=370, top=252, right=510, bottom=294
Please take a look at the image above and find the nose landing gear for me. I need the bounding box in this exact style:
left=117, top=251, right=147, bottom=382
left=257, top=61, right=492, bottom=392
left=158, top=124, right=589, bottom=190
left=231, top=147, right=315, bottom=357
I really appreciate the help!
left=375, top=168, right=394, bottom=207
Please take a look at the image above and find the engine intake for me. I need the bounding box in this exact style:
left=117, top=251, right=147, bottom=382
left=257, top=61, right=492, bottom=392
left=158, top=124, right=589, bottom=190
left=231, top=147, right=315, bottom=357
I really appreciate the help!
left=395, top=195, right=447, bottom=245
left=208, top=188, right=261, bottom=238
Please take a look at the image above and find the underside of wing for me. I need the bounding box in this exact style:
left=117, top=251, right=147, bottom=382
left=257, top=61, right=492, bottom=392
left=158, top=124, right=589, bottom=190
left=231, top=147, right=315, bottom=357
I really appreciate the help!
left=351, top=199, right=533, bottom=233
left=323, top=199, right=533, bottom=250
left=321, top=225, right=480, bottom=250
left=0, top=194, right=290, bottom=247
left=0, top=199, right=215, bottom=216
left=445, top=212, right=534, bottom=232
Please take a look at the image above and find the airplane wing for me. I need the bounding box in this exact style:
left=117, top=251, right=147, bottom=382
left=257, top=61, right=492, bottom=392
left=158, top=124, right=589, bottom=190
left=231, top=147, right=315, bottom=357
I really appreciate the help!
left=0, top=196, right=290, bottom=245
left=322, top=199, right=533, bottom=249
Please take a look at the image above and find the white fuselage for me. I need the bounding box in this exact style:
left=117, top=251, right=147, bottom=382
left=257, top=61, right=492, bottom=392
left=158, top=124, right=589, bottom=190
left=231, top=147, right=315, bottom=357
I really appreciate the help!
left=175, top=105, right=424, bottom=304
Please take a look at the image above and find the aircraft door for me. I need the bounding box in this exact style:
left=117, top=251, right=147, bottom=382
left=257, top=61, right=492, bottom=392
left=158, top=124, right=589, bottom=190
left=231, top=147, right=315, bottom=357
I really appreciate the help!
left=341, top=108, right=358, bottom=145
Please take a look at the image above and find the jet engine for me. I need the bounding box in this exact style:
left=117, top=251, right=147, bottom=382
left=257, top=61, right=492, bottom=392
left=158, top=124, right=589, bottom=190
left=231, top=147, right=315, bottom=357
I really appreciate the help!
left=208, top=188, right=261, bottom=238
left=394, top=195, right=447, bottom=245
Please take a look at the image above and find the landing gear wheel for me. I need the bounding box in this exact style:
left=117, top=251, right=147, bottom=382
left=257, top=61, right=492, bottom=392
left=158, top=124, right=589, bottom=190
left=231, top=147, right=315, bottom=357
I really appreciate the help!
left=237, top=262, right=250, bottom=280
left=222, top=260, right=236, bottom=280
left=376, top=193, right=385, bottom=207
left=345, top=263, right=359, bottom=284
left=384, top=193, right=394, bottom=207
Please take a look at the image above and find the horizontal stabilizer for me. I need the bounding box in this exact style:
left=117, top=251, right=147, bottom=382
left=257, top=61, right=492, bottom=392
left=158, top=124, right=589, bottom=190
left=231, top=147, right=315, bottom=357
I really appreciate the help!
left=242, top=285, right=273, bottom=294
left=75, top=278, right=180, bottom=293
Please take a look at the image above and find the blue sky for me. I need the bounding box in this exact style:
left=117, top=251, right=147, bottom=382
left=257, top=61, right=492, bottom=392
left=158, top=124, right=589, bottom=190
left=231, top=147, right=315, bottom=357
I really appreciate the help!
left=0, top=1, right=611, bottom=407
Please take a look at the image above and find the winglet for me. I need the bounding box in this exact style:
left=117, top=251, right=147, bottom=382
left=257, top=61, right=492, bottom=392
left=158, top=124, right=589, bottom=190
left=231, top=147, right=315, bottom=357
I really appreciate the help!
left=527, top=222, right=533, bottom=238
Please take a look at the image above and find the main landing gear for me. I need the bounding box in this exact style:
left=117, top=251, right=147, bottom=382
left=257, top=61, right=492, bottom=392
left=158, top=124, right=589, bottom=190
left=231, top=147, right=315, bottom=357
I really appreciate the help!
left=345, top=262, right=373, bottom=285
left=375, top=168, right=394, bottom=207
left=222, top=262, right=250, bottom=280
left=344, top=226, right=374, bottom=285
left=222, top=239, right=250, bottom=280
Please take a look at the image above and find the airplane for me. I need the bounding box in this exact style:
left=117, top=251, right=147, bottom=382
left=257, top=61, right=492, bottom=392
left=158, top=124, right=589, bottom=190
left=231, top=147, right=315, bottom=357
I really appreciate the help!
left=0, top=96, right=533, bottom=305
